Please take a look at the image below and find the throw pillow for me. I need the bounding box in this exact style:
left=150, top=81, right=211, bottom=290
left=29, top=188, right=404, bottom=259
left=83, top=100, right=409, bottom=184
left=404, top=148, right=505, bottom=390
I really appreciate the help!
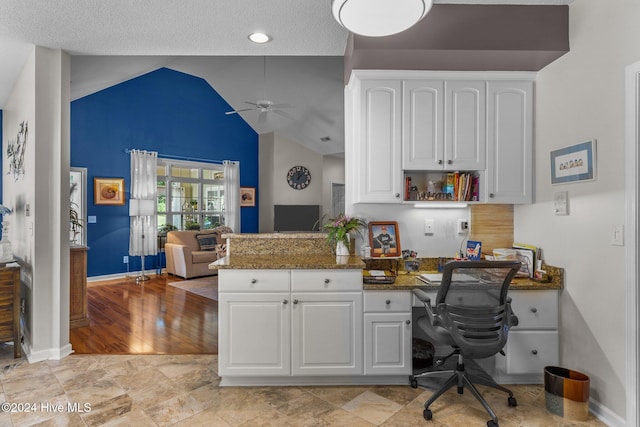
left=196, top=234, right=217, bottom=251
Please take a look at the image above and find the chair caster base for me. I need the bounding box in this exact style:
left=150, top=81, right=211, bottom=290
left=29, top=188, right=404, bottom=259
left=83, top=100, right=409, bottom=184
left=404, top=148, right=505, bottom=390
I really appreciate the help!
left=508, top=396, right=517, bottom=407
left=487, top=420, right=499, bottom=427
left=410, top=377, right=418, bottom=389
left=423, top=409, right=432, bottom=420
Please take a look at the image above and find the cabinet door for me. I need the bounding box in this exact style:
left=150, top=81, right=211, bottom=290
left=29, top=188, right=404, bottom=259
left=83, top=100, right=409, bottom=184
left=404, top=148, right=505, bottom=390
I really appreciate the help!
left=486, top=81, right=533, bottom=204
left=291, top=292, right=363, bottom=375
left=509, top=289, right=558, bottom=330
left=218, top=293, right=290, bottom=376
left=364, top=312, right=412, bottom=375
left=356, top=79, right=403, bottom=203
left=498, top=330, right=559, bottom=377
left=445, top=81, right=486, bottom=170
left=402, top=80, right=445, bottom=170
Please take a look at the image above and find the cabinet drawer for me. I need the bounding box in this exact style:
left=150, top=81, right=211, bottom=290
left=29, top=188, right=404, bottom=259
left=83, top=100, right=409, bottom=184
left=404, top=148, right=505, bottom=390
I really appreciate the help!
left=219, top=270, right=290, bottom=292
left=364, top=291, right=411, bottom=312
left=509, top=290, right=558, bottom=330
left=291, top=270, right=362, bottom=292
left=500, top=330, right=559, bottom=375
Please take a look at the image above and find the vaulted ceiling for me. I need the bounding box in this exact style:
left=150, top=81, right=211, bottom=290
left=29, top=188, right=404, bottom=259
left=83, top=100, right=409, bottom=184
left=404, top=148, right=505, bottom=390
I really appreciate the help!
left=0, top=0, right=571, bottom=155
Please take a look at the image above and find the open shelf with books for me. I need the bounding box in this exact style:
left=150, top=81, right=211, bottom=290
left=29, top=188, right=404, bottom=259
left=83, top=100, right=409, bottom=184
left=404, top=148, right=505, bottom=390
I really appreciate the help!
left=404, top=171, right=481, bottom=203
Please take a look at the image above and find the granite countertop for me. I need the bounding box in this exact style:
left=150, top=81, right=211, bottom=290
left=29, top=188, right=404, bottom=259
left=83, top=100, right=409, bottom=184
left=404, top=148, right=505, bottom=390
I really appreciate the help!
left=363, top=271, right=562, bottom=291
left=210, top=254, right=366, bottom=270
left=221, top=233, right=327, bottom=239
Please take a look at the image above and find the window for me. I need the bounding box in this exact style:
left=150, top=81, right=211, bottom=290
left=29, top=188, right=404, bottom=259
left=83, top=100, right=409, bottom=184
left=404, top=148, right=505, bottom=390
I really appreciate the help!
left=157, top=159, right=225, bottom=232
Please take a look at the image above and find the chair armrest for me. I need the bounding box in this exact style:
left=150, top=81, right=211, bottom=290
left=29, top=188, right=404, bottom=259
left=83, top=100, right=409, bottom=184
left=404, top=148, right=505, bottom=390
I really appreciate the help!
left=165, top=243, right=193, bottom=278
left=413, top=288, right=438, bottom=325
left=506, top=297, right=519, bottom=327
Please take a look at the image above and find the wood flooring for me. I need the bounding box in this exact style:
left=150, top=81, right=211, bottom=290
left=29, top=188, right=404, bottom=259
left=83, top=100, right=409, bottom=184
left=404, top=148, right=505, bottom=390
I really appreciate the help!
left=69, top=274, right=217, bottom=354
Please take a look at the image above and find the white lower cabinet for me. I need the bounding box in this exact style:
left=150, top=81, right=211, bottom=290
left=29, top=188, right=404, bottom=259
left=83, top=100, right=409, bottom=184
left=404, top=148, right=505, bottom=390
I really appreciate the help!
left=364, top=290, right=412, bottom=375
left=218, top=269, right=364, bottom=382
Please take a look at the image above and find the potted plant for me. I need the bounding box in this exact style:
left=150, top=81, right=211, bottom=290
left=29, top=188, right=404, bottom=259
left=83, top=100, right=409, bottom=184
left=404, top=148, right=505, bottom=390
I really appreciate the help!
left=69, top=182, right=84, bottom=244
left=320, top=213, right=366, bottom=256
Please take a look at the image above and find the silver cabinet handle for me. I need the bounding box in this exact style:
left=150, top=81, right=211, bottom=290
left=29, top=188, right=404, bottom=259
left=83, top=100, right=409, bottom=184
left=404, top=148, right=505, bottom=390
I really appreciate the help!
left=395, top=193, right=400, bottom=198
left=293, top=299, right=299, bottom=304
left=385, top=299, right=391, bottom=305
left=283, top=299, right=288, bottom=305
left=324, top=278, right=330, bottom=284
left=489, top=193, right=495, bottom=198
left=531, top=349, right=538, bottom=355
left=251, top=279, right=257, bottom=284
left=447, top=160, right=452, bottom=164
left=406, top=320, right=411, bottom=325
left=437, top=160, right=443, bottom=164
left=530, top=307, right=538, bottom=313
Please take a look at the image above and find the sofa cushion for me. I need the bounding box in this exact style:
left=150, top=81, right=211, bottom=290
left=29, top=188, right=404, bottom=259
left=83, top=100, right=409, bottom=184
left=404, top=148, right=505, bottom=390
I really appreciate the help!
left=196, top=233, right=217, bottom=251
left=192, top=251, right=217, bottom=264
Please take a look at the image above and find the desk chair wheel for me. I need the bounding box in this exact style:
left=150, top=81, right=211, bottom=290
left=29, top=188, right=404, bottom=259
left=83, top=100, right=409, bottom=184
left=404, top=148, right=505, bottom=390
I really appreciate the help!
left=508, top=396, right=517, bottom=407
left=410, top=376, right=418, bottom=388
left=423, top=409, right=432, bottom=420
left=487, top=420, right=498, bottom=427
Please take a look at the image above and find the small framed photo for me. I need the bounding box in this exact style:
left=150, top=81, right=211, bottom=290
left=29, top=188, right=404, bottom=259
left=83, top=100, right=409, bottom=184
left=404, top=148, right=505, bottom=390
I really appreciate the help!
left=550, top=140, right=596, bottom=185
left=368, top=221, right=401, bottom=258
left=240, top=187, right=256, bottom=207
left=94, top=177, right=125, bottom=205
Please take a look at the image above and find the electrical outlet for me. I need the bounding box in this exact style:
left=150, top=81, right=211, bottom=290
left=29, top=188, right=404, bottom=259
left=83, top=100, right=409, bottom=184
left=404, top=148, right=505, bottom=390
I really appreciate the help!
left=457, top=219, right=469, bottom=234
left=123, top=256, right=129, bottom=264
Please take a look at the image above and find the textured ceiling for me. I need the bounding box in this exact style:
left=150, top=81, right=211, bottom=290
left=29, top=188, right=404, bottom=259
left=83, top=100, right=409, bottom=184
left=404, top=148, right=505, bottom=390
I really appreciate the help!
left=0, top=0, right=571, bottom=155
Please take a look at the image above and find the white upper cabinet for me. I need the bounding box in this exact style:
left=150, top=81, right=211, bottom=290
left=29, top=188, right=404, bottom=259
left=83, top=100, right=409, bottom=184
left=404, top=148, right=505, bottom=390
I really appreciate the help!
left=445, top=81, right=486, bottom=171
left=486, top=81, right=533, bottom=204
left=402, top=80, right=444, bottom=170
left=351, top=79, right=403, bottom=203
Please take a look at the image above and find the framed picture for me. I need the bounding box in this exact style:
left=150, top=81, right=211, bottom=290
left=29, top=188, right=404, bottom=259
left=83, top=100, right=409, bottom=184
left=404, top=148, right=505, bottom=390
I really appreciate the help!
left=94, top=177, right=125, bottom=205
left=240, top=187, right=256, bottom=207
left=368, top=221, right=401, bottom=258
left=550, top=140, right=596, bottom=185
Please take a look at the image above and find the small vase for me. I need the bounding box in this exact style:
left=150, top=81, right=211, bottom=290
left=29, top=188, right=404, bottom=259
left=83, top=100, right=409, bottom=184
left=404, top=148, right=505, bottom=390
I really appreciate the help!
left=336, top=236, right=350, bottom=256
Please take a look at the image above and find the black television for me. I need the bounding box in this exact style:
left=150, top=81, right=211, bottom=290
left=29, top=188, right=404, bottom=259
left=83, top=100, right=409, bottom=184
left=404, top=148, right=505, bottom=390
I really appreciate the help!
left=274, top=205, right=321, bottom=232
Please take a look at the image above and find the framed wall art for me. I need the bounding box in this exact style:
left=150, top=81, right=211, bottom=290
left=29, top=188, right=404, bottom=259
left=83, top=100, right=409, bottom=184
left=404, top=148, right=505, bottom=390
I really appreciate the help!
left=94, top=177, right=125, bottom=205
left=368, top=221, right=401, bottom=258
left=550, top=140, right=596, bottom=185
left=240, top=187, right=256, bottom=207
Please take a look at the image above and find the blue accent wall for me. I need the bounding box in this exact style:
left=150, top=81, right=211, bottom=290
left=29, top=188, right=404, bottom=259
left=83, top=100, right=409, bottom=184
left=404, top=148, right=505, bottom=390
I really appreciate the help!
left=71, top=68, right=259, bottom=277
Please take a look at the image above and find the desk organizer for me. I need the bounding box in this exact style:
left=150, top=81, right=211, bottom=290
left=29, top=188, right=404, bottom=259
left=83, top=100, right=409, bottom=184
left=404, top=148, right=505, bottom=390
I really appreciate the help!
left=544, top=366, right=590, bottom=421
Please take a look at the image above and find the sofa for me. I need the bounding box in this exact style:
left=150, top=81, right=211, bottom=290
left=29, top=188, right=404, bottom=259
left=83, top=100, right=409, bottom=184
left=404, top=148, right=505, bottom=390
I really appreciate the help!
left=165, top=226, right=231, bottom=279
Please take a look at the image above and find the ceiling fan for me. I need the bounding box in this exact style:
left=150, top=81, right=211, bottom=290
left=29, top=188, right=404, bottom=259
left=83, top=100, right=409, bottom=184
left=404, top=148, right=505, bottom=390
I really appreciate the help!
left=225, top=57, right=294, bottom=123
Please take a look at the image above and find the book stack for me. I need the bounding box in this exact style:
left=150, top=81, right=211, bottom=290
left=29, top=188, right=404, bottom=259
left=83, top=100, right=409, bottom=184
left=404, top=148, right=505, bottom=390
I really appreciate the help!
left=447, top=172, right=479, bottom=201
left=512, top=242, right=540, bottom=278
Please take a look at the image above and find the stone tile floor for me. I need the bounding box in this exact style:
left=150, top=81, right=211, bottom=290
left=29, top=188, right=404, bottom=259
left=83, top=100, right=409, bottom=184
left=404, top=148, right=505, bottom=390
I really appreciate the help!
left=0, top=345, right=607, bottom=426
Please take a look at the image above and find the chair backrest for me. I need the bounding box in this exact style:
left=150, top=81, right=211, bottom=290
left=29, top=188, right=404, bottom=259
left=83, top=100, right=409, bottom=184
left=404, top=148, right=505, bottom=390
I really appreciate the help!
left=435, top=260, right=521, bottom=359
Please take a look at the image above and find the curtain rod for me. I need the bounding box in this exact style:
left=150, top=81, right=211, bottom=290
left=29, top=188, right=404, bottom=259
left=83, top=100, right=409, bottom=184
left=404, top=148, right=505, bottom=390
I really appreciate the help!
left=123, top=149, right=237, bottom=165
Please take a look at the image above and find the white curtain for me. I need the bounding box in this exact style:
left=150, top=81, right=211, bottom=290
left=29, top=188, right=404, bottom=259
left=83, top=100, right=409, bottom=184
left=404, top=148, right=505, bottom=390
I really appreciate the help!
left=129, top=150, right=158, bottom=256
left=223, top=160, right=240, bottom=232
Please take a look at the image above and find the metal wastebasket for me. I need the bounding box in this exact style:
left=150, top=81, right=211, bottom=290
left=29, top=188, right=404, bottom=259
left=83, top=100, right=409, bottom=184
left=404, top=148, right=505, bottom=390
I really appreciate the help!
left=544, top=366, right=590, bottom=421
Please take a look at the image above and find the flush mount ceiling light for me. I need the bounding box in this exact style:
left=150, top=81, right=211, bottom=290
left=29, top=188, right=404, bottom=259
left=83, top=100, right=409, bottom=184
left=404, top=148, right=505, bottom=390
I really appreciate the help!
left=248, top=32, right=271, bottom=44
left=332, top=0, right=433, bottom=37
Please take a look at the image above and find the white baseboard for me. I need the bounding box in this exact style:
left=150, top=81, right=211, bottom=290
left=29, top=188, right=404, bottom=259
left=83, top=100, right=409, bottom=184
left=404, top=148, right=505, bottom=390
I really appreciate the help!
left=590, top=398, right=626, bottom=427
left=88, top=269, right=166, bottom=282
left=24, top=343, right=73, bottom=363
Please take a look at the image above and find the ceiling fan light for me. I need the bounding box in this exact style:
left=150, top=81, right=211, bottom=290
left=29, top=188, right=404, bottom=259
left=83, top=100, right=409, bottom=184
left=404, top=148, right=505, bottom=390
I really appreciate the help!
left=248, top=32, right=271, bottom=44
left=332, top=0, right=432, bottom=37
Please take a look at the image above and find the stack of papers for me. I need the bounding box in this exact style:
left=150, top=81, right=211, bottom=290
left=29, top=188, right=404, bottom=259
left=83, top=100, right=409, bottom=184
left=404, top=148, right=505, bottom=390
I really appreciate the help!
left=418, top=273, right=442, bottom=284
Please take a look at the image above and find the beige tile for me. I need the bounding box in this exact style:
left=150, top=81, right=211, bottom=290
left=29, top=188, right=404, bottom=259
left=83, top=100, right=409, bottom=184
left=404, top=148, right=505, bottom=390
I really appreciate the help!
left=98, top=407, right=158, bottom=427
left=79, top=394, right=134, bottom=427
left=144, top=383, right=217, bottom=427
left=303, top=385, right=371, bottom=407
left=370, top=385, right=424, bottom=406
left=342, top=390, right=404, bottom=425
left=25, top=412, right=86, bottom=427
left=316, top=408, right=377, bottom=427
left=172, top=407, right=232, bottom=427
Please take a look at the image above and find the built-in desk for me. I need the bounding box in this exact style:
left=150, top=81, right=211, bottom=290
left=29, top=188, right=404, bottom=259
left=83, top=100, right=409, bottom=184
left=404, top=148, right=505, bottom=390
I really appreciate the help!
left=0, top=264, right=20, bottom=358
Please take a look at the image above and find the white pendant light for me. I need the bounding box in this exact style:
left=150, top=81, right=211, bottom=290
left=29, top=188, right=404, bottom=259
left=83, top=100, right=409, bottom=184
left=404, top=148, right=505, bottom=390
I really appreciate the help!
left=332, top=0, right=433, bottom=37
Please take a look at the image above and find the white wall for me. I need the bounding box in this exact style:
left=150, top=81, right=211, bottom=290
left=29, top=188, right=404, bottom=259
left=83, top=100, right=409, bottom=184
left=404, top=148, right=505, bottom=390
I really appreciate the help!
left=259, top=132, right=324, bottom=232
left=2, top=46, right=71, bottom=361
left=515, top=0, right=639, bottom=422
left=322, top=155, right=345, bottom=218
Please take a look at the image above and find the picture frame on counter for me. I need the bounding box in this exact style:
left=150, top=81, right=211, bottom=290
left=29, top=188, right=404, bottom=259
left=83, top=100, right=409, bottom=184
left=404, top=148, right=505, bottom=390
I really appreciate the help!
left=550, top=140, right=596, bottom=185
left=369, top=221, right=401, bottom=258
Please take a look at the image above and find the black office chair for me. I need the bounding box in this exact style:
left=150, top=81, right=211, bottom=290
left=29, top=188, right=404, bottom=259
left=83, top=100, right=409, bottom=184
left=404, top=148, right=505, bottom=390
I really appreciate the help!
left=410, top=260, right=522, bottom=427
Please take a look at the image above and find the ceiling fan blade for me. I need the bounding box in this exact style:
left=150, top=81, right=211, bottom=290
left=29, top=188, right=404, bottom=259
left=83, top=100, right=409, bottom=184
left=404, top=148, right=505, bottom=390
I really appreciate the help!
left=226, top=108, right=254, bottom=115
left=258, top=111, right=268, bottom=123
left=243, top=101, right=260, bottom=107
left=270, top=103, right=293, bottom=109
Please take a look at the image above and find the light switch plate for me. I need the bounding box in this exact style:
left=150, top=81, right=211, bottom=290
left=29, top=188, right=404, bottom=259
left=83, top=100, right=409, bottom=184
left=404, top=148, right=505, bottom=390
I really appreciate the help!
left=554, top=191, right=569, bottom=216
left=424, top=219, right=434, bottom=235
left=612, top=224, right=624, bottom=246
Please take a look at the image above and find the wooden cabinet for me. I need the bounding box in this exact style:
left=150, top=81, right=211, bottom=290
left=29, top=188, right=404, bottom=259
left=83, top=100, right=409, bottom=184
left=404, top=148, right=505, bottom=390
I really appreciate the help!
left=70, top=245, right=90, bottom=328
left=347, top=71, right=534, bottom=205
left=349, top=78, right=403, bottom=203
left=218, top=269, right=363, bottom=382
left=364, top=290, right=412, bottom=375
left=485, top=81, right=534, bottom=203
left=495, top=289, right=559, bottom=383
left=0, top=265, right=20, bottom=358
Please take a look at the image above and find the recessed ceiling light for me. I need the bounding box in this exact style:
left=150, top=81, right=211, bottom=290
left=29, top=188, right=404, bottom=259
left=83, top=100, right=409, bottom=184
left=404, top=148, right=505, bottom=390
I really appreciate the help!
left=249, top=32, right=271, bottom=44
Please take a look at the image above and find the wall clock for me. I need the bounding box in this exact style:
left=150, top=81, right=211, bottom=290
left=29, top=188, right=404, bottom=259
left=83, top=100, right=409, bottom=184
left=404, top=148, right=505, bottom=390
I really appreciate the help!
left=287, top=165, right=311, bottom=190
